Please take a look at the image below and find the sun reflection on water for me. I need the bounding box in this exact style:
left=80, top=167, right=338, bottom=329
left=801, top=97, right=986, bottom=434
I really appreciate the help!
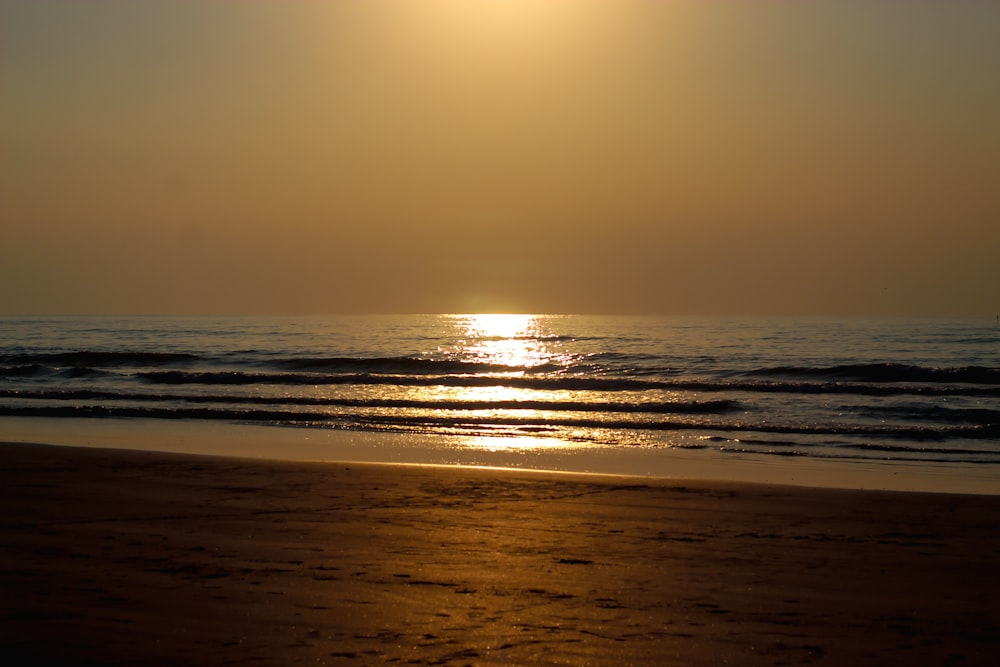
left=439, top=314, right=581, bottom=451
left=459, top=434, right=580, bottom=452
left=452, top=314, right=559, bottom=370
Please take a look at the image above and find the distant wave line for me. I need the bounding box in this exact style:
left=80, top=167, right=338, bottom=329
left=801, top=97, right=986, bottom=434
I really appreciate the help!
left=4, top=353, right=998, bottom=385
left=0, top=351, right=200, bottom=366
left=130, top=370, right=1000, bottom=397
left=747, top=362, right=1000, bottom=384
left=1, top=405, right=995, bottom=441
left=0, top=389, right=740, bottom=416
left=706, top=435, right=994, bottom=457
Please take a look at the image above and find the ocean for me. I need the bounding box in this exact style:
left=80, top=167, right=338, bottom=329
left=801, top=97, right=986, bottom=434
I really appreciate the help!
left=1, top=315, right=998, bottom=487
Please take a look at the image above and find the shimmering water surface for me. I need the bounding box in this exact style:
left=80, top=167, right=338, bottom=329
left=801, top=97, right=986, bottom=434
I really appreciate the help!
left=2, top=315, right=998, bottom=472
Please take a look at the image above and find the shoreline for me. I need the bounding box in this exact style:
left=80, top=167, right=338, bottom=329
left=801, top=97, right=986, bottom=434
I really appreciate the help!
left=2, top=441, right=999, bottom=665
left=2, top=416, right=999, bottom=495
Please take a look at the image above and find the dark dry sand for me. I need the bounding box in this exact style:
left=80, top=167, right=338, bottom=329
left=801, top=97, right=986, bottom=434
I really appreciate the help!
left=1, top=443, right=998, bottom=666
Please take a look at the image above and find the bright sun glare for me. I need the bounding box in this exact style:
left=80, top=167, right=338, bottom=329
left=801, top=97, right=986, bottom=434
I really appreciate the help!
left=466, top=314, right=536, bottom=340
left=450, top=314, right=579, bottom=452
left=458, top=314, right=547, bottom=369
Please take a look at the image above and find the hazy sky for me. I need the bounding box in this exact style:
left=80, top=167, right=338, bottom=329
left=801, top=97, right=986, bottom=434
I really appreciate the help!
left=2, top=1, right=998, bottom=315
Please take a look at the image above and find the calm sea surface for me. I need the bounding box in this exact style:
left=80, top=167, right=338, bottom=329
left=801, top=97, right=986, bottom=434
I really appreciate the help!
left=1, top=315, right=998, bottom=469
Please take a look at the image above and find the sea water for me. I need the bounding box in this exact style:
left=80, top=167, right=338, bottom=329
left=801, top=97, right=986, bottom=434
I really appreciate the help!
left=1, top=315, right=997, bottom=490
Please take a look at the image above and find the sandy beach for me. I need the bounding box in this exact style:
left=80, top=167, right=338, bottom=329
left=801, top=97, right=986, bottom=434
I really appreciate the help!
left=2, top=442, right=998, bottom=666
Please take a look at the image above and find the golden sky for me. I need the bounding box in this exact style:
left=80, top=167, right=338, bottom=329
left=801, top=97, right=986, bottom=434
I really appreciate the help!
left=2, top=1, right=998, bottom=315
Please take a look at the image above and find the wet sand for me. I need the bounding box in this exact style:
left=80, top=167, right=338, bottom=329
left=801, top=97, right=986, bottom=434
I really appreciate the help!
left=1, top=442, right=998, bottom=665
